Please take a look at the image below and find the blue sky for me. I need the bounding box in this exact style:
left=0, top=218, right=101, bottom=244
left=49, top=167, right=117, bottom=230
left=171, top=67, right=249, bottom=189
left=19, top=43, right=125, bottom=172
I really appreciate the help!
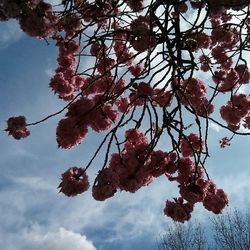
left=1, top=16, right=250, bottom=250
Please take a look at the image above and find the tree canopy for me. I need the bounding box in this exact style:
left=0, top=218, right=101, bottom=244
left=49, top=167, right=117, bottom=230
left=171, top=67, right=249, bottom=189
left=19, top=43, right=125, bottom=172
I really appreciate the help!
left=2, top=0, right=250, bottom=223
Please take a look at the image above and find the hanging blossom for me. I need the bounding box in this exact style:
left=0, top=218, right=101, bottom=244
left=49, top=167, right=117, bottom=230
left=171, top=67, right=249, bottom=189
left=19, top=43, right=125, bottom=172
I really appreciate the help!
left=58, top=167, right=89, bottom=197
left=5, top=116, right=30, bottom=140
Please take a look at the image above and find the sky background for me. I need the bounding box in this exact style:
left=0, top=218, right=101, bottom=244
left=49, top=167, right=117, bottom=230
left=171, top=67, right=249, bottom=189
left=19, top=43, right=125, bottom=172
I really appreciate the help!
left=0, top=10, right=250, bottom=250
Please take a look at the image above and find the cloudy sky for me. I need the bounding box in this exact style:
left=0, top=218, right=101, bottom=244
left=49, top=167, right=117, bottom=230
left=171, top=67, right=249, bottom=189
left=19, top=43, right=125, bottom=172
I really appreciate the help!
left=1, top=10, right=250, bottom=250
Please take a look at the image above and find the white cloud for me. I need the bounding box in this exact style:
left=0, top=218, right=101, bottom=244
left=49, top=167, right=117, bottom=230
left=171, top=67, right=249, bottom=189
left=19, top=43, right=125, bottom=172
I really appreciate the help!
left=11, top=176, right=56, bottom=192
left=22, top=227, right=96, bottom=250
left=0, top=20, right=22, bottom=49
left=45, top=0, right=62, bottom=5
left=45, top=68, right=54, bottom=77
left=208, top=122, right=221, bottom=132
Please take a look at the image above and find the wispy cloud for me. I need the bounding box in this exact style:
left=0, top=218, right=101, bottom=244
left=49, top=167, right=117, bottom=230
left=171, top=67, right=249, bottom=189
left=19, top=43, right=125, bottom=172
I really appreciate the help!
left=0, top=20, right=22, bottom=49
left=209, top=122, right=221, bottom=132
left=21, top=226, right=96, bottom=250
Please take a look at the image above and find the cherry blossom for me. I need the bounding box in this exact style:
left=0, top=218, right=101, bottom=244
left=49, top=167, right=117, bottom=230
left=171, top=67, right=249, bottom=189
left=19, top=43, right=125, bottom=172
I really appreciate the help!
left=58, top=167, right=89, bottom=197
left=164, top=198, right=194, bottom=223
left=5, top=116, right=30, bottom=140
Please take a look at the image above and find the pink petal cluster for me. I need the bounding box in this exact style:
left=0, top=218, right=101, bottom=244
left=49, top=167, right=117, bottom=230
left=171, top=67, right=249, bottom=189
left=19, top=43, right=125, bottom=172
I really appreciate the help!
left=220, top=94, right=250, bottom=131
left=130, top=16, right=156, bottom=52
left=212, top=69, right=239, bottom=92
left=203, top=182, right=229, bottom=214
left=5, top=116, right=30, bottom=140
left=19, top=2, right=58, bottom=38
left=92, top=129, right=177, bottom=200
left=179, top=78, right=214, bottom=116
left=92, top=168, right=118, bottom=201
left=235, top=64, right=250, bottom=84
left=164, top=198, right=193, bottom=223
left=180, top=133, right=203, bottom=157
left=206, top=0, right=250, bottom=10
left=50, top=39, right=81, bottom=100
left=56, top=96, right=118, bottom=148
left=0, top=1, right=58, bottom=37
left=219, top=137, right=231, bottom=148
left=126, top=0, right=144, bottom=12
left=165, top=157, right=228, bottom=222
left=58, top=167, right=89, bottom=197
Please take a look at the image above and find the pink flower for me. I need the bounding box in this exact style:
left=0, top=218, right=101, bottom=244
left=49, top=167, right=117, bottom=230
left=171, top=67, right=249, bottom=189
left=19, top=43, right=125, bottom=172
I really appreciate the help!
left=129, top=64, right=144, bottom=77
left=19, top=2, right=58, bottom=38
left=235, top=64, right=250, bottom=84
left=220, top=94, right=250, bottom=130
left=219, top=137, right=231, bottom=148
left=164, top=198, right=193, bottom=223
left=89, top=104, right=118, bottom=132
left=49, top=72, right=74, bottom=100
left=125, top=129, right=148, bottom=149
left=130, top=16, right=156, bottom=52
left=203, top=183, right=228, bottom=214
left=152, top=88, right=172, bottom=107
left=199, top=55, right=211, bottom=72
left=126, top=0, right=144, bottom=12
left=179, top=178, right=210, bottom=204
left=58, top=167, right=89, bottom=197
left=243, top=116, right=250, bottom=129
left=5, top=116, right=30, bottom=140
left=180, top=133, right=203, bottom=157
left=96, top=57, right=115, bottom=74
left=92, top=168, right=118, bottom=201
left=149, top=150, right=177, bottom=177
left=56, top=118, right=88, bottom=149
left=115, top=98, right=131, bottom=113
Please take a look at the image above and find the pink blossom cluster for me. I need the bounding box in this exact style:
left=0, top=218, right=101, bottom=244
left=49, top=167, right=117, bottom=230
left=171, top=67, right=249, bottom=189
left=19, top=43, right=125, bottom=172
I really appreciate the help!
left=206, top=0, right=250, bottom=10
left=113, top=25, right=134, bottom=65
left=114, top=97, right=131, bottom=113
left=199, top=55, right=211, bottom=72
left=58, top=14, right=82, bottom=39
left=212, top=69, right=239, bottom=92
left=58, top=167, right=89, bottom=197
left=164, top=198, right=193, bottom=223
left=129, top=64, right=144, bottom=77
left=203, top=182, right=229, bottom=214
left=129, top=82, right=154, bottom=106
left=185, top=32, right=212, bottom=51
left=130, top=15, right=156, bottom=52
left=165, top=157, right=228, bottom=222
left=92, top=129, right=177, bottom=200
left=125, top=0, right=144, bottom=12
left=0, top=0, right=41, bottom=20
left=235, top=64, right=250, bottom=84
left=0, top=1, right=57, bottom=37
left=211, top=46, right=233, bottom=70
left=219, top=137, right=231, bottom=148
left=211, top=26, right=239, bottom=49
left=180, top=133, right=203, bottom=157
left=220, top=94, right=250, bottom=130
left=74, top=0, right=117, bottom=25
left=5, top=116, right=30, bottom=140
left=90, top=129, right=228, bottom=222
left=56, top=96, right=118, bottom=148
left=179, top=78, right=214, bottom=116
left=129, top=82, right=172, bottom=107
left=19, top=1, right=57, bottom=38
left=195, top=8, right=250, bottom=96
left=82, top=75, right=124, bottom=96
left=50, top=39, right=81, bottom=100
